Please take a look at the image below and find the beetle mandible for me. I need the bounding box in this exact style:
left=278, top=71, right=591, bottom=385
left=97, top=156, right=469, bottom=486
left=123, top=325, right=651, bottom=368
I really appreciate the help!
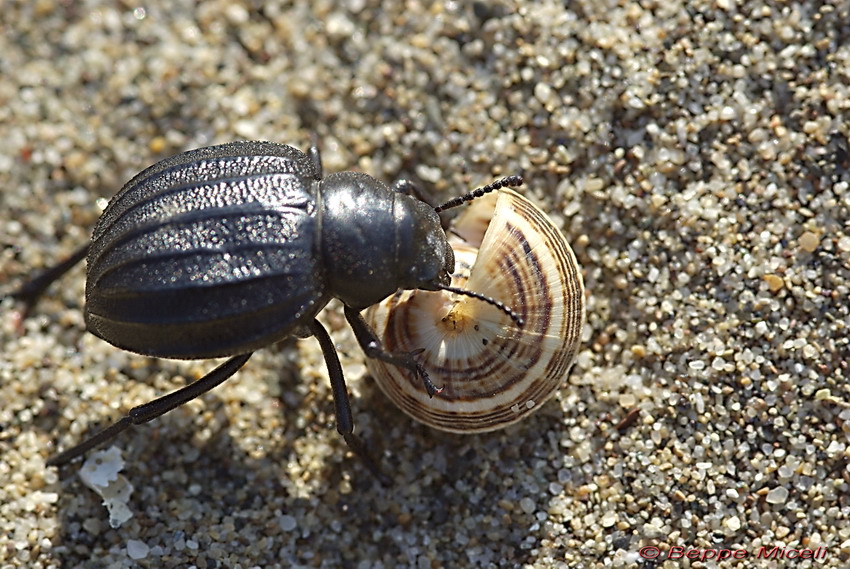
left=12, top=140, right=524, bottom=483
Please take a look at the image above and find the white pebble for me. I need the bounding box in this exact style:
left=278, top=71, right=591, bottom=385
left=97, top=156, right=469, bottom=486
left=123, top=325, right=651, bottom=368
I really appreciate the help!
left=534, top=82, right=555, bottom=105
left=778, top=465, right=794, bottom=478
left=766, top=487, right=789, bottom=504
left=279, top=514, right=298, bottom=532
left=519, top=497, right=536, bottom=514
left=126, top=539, right=150, bottom=560
left=724, top=516, right=741, bottom=531
left=78, top=447, right=134, bottom=528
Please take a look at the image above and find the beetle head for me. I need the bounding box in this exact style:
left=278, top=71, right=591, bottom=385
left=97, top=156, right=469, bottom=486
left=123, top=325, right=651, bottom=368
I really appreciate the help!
left=393, top=195, right=455, bottom=292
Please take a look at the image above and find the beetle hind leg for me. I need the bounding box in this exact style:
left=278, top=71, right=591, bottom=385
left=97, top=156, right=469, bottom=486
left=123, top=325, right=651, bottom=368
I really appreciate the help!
left=8, top=243, right=89, bottom=317
left=47, top=353, right=252, bottom=467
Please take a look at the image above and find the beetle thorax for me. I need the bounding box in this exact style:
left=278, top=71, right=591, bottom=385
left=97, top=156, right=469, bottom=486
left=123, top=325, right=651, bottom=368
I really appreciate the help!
left=319, top=172, right=453, bottom=310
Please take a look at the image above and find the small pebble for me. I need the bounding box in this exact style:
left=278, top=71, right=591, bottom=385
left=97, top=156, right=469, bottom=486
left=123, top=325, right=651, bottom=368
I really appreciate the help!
left=798, top=231, right=819, bottom=252
left=519, top=498, right=536, bottom=515
left=766, top=487, right=789, bottom=505
left=126, top=540, right=150, bottom=560
left=279, top=515, right=298, bottom=532
left=725, top=516, right=741, bottom=532
left=763, top=274, right=785, bottom=292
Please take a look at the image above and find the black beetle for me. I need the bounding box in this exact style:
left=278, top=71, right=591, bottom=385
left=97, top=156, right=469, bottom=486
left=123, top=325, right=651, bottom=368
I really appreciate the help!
left=11, top=140, right=523, bottom=483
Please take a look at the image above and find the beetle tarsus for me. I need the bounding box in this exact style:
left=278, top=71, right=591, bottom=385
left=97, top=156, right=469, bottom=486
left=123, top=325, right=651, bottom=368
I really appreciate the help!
left=341, top=432, right=392, bottom=487
left=343, top=306, right=444, bottom=397
left=47, top=417, right=133, bottom=467
left=419, top=365, right=443, bottom=398
left=404, top=348, right=442, bottom=396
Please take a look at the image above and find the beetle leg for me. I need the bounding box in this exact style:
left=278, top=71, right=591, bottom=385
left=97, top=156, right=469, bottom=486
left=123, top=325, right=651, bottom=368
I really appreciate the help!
left=391, top=179, right=420, bottom=197
left=8, top=243, right=89, bottom=317
left=47, top=353, right=252, bottom=467
left=393, top=178, right=450, bottom=206
left=307, top=141, right=323, bottom=179
left=343, top=305, right=444, bottom=397
left=308, top=319, right=391, bottom=487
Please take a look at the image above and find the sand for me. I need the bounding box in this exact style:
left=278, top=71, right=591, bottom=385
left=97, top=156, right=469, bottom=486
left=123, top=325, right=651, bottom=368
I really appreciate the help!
left=1, top=1, right=848, bottom=567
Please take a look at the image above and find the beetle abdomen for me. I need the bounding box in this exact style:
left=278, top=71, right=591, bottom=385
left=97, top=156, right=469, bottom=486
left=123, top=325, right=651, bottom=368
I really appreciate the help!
left=86, top=142, right=329, bottom=359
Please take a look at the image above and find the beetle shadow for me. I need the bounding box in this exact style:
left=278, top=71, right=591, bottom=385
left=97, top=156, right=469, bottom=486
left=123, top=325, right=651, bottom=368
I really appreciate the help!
left=43, top=345, right=327, bottom=562
left=40, top=344, right=548, bottom=567
left=353, top=374, right=550, bottom=544
left=361, top=359, right=640, bottom=558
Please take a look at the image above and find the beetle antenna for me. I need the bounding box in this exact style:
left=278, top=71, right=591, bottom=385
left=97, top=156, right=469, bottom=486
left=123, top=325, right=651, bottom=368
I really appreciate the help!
left=434, top=175, right=524, bottom=212
left=437, top=284, right=524, bottom=327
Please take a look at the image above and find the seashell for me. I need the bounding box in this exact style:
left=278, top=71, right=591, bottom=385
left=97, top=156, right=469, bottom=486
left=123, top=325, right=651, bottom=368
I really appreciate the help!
left=363, top=188, right=585, bottom=432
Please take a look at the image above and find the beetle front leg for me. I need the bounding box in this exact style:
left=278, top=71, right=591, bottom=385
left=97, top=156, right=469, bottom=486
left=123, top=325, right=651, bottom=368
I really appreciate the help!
left=308, top=319, right=390, bottom=486
left=343, top=305, right=443, bottom=397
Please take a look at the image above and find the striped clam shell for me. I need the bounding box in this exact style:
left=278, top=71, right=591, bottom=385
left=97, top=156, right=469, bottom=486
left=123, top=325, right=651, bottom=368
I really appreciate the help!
left=363, top=188, right=585, bottom=432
